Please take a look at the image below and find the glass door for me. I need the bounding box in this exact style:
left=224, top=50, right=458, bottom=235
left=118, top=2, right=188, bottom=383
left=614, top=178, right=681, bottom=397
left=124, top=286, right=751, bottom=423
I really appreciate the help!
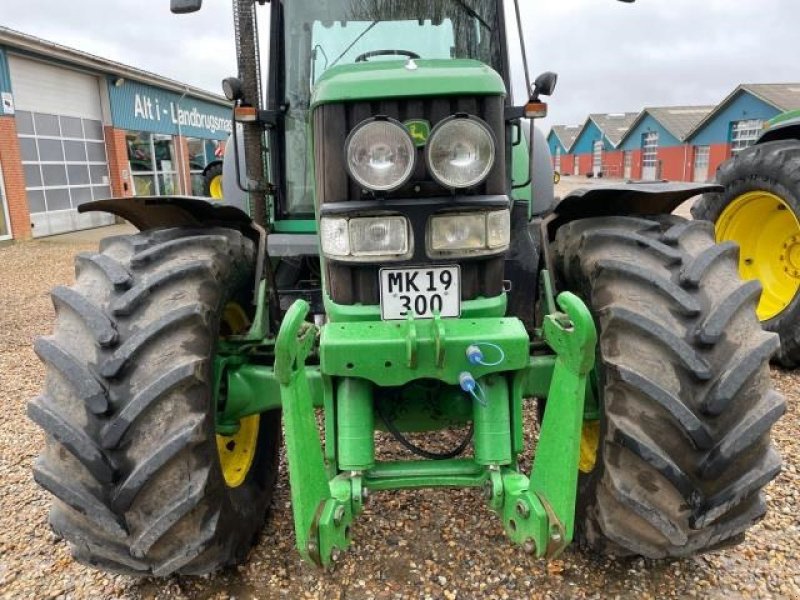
left=693, top=146, right=710, bottom=182
left=592, top=140, right=603, bottom=177
left=642, top=132, right=659, bottom=180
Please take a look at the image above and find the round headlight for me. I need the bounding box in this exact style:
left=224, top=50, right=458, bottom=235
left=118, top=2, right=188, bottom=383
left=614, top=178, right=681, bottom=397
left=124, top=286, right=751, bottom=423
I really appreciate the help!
left=345, top=118, right=416, bottom=192
left=426, top=116, right=496, bottom=189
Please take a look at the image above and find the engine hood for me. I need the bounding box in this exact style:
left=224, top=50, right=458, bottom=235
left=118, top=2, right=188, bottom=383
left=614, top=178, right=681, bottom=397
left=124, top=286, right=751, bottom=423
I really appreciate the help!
left=310, top=59, right=506, bottom=109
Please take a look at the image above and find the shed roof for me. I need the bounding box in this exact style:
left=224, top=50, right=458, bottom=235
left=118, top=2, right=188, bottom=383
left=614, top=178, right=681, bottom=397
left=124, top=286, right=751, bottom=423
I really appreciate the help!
left=686, top=83, right=800, bottom=140
left=643, top=106, right=714, bottom=141
left=742, top=83, right=800, bottom=112
left=587, top=112, right=639, bottom=146
left=550, top=124, right=582, bottom=151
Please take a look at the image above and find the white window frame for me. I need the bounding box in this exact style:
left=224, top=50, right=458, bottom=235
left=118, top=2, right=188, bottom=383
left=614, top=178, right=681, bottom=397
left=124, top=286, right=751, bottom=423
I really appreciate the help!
left=730, top=119, right=763, bottom=155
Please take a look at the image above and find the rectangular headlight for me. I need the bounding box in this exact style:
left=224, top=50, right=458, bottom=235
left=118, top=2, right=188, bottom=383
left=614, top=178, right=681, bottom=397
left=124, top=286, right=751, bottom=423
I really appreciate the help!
left=349, top=216, right=409, bottom=256
left=319, top=216, right=410, bottom=260
left=429, top=210, right=510, bottom=257
left=430, top=213, right=486, bottom=252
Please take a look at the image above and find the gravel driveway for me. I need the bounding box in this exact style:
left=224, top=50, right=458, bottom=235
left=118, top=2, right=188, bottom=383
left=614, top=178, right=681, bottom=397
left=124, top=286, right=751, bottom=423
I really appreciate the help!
left=0, top=229, right=798, bottom=599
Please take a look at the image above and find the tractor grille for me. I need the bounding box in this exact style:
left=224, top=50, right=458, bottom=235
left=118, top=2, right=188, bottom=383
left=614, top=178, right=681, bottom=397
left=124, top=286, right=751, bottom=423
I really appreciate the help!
left=314, top=95, right=508, bottom=306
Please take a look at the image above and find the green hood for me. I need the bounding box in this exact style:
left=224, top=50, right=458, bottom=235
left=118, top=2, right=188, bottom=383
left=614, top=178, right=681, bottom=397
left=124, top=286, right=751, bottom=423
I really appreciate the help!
left=310, top=59, right=506, bottom=109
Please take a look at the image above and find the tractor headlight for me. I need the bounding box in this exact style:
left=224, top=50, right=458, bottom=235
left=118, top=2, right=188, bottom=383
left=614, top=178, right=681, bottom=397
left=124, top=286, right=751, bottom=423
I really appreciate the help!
left=320, top=216, right=411, bottom=261
left=428, top=210, right=510, bottom=257
left=345, top=118, right=416, bottom=192
left=426, top=116, right=496, bottom=189
left=349, top=216, right=409, bottom=256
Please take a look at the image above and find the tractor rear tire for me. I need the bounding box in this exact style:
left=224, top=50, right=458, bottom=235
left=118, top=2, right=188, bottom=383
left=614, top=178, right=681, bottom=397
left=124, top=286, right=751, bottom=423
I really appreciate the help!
left=29, top=227, right=281, bottom=576
left=554, top=215, right=784, bottom=558
left=692, top=140, right=800, bottom=368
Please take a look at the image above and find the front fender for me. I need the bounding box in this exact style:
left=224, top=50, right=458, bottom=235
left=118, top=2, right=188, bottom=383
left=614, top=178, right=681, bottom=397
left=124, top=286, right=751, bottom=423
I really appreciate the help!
left=549, top=181, right=722, bottom=236
left=79, top=196, right=255, bottom=237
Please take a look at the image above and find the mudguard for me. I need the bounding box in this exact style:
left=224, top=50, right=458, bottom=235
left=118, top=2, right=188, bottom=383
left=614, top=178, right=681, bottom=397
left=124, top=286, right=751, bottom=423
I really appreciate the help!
left=78, top=195, right=255, bottom=238
left=550, top=181, right=723, bottom=234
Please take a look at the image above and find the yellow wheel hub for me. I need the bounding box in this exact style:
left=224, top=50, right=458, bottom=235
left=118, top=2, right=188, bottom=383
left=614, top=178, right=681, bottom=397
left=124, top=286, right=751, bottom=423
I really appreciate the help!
left=209, top=174, right=223, bottom=200
left=578, top=421, right=600, bottom=474
left=716, top=190, right=800, bottom=321
left=216, top=302, right=260, bottom=488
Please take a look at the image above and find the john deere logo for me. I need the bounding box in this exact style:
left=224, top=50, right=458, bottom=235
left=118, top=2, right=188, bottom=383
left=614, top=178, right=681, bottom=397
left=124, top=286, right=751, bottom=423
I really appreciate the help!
left=405, top=119, right=431, bottom=147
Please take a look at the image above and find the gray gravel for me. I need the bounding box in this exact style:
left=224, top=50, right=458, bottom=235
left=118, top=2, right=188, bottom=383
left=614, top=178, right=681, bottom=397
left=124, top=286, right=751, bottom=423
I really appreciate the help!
left=1, top=233, right=798, bottom=600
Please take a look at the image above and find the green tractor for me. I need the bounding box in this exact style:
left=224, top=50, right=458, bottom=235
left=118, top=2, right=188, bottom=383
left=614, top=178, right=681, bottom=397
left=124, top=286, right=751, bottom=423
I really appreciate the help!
left=28, top=0, right=784, bottom=576
left=693, top=110, right=800, bottom=367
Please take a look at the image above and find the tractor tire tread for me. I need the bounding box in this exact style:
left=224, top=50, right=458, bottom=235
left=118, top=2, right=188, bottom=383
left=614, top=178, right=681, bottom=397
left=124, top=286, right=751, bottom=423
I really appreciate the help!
left=554, top=216, right=783, bottom=558
left=30, top=227, right=280, bottom=577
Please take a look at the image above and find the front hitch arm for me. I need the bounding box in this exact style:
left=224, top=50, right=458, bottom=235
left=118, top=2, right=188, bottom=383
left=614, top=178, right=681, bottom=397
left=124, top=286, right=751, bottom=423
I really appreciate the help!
left=274, top=300, right=332, bottom=564
left=529, top=291, right=597, bottom=555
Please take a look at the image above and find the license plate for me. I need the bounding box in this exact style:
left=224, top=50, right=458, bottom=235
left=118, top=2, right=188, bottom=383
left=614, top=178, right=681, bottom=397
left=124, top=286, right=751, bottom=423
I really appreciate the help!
left=379, top=266, right=460, bottom=320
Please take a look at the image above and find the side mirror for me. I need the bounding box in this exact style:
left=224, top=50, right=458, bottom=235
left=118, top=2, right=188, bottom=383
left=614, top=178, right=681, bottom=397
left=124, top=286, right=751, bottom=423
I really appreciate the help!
left=531, top=72, right=558, bottom=101
left=171, top=0, right=202, bottom=14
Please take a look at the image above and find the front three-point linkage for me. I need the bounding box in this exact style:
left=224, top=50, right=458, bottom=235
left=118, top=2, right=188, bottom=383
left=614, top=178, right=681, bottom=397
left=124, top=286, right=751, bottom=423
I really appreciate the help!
left=274, top=290, right=596, bottom=566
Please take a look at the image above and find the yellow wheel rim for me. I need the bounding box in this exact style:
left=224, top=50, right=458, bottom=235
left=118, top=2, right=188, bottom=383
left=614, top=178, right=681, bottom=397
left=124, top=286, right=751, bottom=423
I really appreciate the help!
left=216, top=302, right=259, bottom=488
left=209, top=174, right=223, bottom=200
left=578, top=421, right=600, bottom=474
left=216, top=414, right=260, bottom=488
left=716, top=190, right=800, bottom=321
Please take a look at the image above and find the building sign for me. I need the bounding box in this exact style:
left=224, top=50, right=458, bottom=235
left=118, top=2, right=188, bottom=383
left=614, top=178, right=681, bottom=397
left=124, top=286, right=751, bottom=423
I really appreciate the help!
left=108, top=78, right=232, bottom=140
left=1, top=92, right=13, bottom=115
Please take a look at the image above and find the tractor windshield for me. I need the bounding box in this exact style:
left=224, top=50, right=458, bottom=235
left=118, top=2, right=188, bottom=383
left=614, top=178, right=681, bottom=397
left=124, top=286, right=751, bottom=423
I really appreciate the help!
left=280, top=0, right=504, bottom=215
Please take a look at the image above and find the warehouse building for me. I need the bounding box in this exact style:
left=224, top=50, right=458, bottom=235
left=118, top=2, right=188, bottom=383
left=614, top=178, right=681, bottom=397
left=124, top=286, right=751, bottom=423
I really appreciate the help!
left=549, top=83, right=800, bottom=185
left=686, top=84, right=800, bottom=179
left=617, top=106, right=713, bottom=181
left=569, top=113, right=638, bottom=178
left=547, top=125, right=581, bottom=177
left=0, top=27, right=232, bottom=241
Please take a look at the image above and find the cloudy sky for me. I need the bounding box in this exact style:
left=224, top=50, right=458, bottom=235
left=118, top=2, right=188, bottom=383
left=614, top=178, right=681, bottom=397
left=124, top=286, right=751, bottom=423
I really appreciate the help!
left=2, top=0, right=798, bottom=132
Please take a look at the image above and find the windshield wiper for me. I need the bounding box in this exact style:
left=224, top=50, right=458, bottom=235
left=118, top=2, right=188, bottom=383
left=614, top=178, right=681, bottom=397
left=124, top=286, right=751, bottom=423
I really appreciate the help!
left=328, top=20, right=379, bottom=69
left=450, top=0, right=491, bottom=31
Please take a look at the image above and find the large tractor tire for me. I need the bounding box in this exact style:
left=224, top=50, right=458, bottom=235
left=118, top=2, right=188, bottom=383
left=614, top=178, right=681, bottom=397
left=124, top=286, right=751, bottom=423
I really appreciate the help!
left=554, top=216, right=784, bottom=558
left=203, top=161, right=224, bottom=199
left=29, top=227, right=281, bottom=576
left=692, top=140, right=800, bottom=367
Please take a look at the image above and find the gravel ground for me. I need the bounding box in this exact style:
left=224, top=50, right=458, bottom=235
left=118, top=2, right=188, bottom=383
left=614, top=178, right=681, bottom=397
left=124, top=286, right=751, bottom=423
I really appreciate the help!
left=1, top=229, right=798, bottom=600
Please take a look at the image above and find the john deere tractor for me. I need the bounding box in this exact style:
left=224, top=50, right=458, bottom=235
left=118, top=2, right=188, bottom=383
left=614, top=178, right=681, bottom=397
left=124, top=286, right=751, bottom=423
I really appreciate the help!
left=693, top=110, right=800, bottom=368
left=28, top=0, right=784, bottom=576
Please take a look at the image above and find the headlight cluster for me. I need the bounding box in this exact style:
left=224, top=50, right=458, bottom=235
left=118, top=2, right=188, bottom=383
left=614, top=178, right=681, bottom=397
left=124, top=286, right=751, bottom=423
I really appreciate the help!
left=344, top=115, right=496, bottom=192
left=320, top=216, right=410, bottom=260
left=319, top=209, right=511, bottom=261
left=429, top=210, right=510, bottom=257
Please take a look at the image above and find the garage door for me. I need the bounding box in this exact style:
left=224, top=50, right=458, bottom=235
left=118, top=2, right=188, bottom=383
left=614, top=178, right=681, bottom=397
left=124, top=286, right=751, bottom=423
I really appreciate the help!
left=9, top=55, right=113, bottom=237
